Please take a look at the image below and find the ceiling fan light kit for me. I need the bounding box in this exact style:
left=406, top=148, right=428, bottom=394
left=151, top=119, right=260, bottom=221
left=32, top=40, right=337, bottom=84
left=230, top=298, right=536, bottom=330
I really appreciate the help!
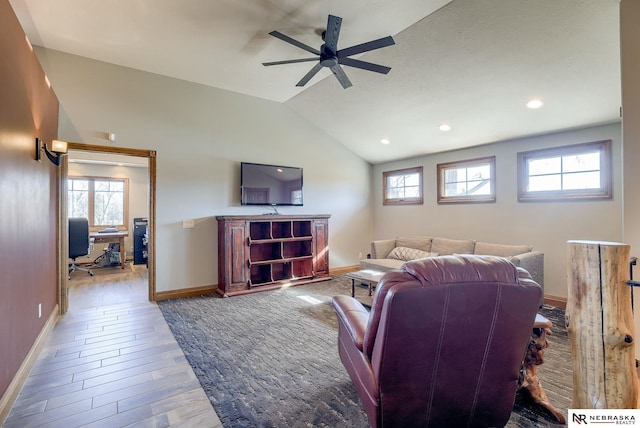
left=263, top=14, right=395, bottom=89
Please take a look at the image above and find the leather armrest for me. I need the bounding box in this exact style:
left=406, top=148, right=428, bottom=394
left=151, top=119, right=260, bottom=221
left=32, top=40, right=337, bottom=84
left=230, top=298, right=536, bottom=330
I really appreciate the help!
left=332, top=295, right=369, bottom=351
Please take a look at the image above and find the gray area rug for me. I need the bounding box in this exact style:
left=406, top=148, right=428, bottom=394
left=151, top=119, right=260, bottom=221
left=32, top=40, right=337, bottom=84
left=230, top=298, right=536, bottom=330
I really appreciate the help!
left=158, top=275, right=570, bottom=427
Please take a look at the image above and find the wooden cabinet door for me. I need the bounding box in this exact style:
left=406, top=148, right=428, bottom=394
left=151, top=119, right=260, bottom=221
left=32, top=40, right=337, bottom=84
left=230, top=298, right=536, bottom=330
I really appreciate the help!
left=312, top=219, right=329, bottom=276
left=219, top=220, right=249, bottom=293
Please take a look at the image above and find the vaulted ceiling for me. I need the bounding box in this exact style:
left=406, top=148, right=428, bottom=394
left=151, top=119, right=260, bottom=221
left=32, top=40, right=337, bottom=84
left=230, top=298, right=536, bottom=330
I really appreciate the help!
left=9, top=0, right=621, bottom=164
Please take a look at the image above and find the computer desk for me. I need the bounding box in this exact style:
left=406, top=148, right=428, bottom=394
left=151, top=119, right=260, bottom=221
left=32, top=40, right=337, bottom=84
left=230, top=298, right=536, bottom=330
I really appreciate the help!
left=90, top=230, right=129, bottom=269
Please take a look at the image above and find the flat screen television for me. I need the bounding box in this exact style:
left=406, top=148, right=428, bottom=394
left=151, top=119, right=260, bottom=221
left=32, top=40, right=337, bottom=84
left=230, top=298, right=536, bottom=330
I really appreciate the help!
left=241, top=162, right=303, bottom=206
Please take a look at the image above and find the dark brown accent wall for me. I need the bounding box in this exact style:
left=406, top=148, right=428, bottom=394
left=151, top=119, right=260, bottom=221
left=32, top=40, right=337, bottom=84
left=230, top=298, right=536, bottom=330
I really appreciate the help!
left=0, top=0, right=60, bottom=397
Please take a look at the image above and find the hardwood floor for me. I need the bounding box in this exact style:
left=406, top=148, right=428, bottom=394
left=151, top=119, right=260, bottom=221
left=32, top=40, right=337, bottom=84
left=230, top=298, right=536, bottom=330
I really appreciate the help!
left=4, top=264, right=222, bottom=427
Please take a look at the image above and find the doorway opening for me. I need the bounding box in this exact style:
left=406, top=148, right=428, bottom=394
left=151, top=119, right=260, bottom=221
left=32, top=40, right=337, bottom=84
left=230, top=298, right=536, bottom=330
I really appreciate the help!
left=59, top=143, right=156, bottom=315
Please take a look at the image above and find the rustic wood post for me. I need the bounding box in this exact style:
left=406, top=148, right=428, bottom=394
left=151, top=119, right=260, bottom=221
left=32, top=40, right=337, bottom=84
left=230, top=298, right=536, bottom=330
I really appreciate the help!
left=566, top=240, right=638, bottom=409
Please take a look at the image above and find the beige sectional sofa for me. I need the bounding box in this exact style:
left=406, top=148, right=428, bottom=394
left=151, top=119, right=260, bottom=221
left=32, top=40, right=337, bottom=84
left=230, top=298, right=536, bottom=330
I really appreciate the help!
left=360, top=236, right=544, bottom=293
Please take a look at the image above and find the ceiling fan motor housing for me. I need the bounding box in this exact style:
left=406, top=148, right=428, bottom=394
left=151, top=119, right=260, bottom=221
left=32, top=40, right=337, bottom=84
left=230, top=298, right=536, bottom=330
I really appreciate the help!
left=320, top=45, right=338, bottom=67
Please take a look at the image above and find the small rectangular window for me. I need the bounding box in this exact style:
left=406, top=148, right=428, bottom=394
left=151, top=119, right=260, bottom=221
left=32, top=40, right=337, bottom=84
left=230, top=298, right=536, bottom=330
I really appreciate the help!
left=437, top=156, right=496, bottom=204
left=517, top=140, right=612, bottom=201
left=383, top=166, right=423, bottom=205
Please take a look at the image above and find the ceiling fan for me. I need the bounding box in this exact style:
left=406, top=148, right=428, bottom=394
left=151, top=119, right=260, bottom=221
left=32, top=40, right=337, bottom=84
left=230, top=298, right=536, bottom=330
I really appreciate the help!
left=262, top=14, right=395, bottom=89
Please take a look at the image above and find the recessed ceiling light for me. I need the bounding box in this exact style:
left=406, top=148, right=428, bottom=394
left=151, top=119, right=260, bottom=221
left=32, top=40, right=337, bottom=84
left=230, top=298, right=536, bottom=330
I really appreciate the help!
left=439, top=123, right=451, bottom=132
left=380, top=138, right=391, bottom=145
left=526, top=98, right=544, bottom=109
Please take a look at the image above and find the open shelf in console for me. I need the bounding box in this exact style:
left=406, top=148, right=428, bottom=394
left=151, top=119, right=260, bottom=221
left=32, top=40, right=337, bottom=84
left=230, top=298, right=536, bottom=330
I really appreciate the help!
left=283, top=240, right=312, bottom=259
left=249, top=222, right=271, bottom=240
left=271, top=222, right=293, bottom=239
left=250, top=242, right=281, bottom=263
left=271, top=262, right=291, bottom=283
left=293, top=221, right=312, bottom=237
left=292, top=259, right=313, bottom=278
left=250, top=264, right=272, bottom=285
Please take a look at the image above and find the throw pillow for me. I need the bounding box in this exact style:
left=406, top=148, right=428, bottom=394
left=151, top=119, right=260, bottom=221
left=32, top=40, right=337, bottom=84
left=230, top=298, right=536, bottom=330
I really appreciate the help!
left=388, top=246, right=438, bottom=261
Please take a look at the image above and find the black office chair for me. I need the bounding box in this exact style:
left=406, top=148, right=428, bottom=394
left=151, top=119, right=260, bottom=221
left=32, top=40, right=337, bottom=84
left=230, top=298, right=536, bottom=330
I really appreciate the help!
left=69, top=217, right=94, bottom=279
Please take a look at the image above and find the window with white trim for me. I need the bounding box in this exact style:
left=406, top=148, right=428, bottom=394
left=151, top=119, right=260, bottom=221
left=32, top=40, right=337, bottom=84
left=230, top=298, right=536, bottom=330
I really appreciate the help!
left=517, top=140, right=612, bottom=201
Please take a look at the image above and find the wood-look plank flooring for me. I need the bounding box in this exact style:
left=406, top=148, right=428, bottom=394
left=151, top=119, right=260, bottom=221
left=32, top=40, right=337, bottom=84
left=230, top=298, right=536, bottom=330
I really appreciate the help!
left=4, top=264, right=222, bottom=427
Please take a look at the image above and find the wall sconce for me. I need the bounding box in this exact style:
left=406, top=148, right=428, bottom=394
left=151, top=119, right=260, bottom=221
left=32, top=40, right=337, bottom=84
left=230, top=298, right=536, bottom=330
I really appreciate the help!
left=35, top=137, right=68, bottom=166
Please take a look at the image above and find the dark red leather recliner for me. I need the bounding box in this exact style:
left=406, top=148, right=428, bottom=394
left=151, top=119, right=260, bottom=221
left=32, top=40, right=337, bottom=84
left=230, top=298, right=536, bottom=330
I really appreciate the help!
left=332, top=255, right=542, bottom=428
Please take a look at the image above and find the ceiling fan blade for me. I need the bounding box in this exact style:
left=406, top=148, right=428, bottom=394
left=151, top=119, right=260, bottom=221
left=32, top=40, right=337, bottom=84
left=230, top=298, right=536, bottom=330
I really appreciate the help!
left=337, top=36, right=395, bottom=58
left=262, top=57, right=319, bottom=66
left=324, top=15, right=342, bottom=54
left=296, top=63, right=324, bottom=87
left=268, top=31, right=321, bottom=55
left=339, top=57, right=391, bottom=74
left=330, top=65, right=352, bottom=89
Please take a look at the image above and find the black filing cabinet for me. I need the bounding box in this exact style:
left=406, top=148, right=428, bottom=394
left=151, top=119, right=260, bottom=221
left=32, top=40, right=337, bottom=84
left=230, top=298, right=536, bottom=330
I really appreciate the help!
left=133, top=217, right=148, bottom=266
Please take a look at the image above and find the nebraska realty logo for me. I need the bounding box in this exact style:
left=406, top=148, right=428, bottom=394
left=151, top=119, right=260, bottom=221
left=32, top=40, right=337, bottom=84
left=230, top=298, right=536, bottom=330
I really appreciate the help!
left=569, top=409, right=640, bottom=426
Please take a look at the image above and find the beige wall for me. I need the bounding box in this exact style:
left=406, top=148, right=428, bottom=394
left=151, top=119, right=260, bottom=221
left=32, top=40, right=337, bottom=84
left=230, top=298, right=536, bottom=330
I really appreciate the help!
left=35, top=47, right=373, bottom=293
left=371, top=123, right=622, bottom=300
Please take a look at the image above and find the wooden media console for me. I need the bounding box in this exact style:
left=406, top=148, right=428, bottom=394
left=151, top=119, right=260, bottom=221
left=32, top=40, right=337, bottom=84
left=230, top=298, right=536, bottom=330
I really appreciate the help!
left=216, top=215, right=330, bottom=296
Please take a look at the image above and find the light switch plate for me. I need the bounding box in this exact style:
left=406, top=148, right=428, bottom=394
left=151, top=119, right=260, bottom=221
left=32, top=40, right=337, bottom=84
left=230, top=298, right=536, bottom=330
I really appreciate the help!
left=182, top=219, right=195, bottom=229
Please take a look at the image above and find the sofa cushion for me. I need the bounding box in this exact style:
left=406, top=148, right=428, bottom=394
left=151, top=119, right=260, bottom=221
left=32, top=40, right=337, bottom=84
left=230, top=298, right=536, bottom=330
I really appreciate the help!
left=431, top=237, right=475, bottom=255
left=396, top=237, right=432, bottom=252
left=388, top=246, right=439, bottom=262
left=474, top=242, right=532, bottom=257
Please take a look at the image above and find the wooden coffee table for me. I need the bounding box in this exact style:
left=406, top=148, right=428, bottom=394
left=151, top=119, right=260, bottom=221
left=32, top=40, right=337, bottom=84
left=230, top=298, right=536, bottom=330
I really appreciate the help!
left=346, top=270, right=385, bottom=305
